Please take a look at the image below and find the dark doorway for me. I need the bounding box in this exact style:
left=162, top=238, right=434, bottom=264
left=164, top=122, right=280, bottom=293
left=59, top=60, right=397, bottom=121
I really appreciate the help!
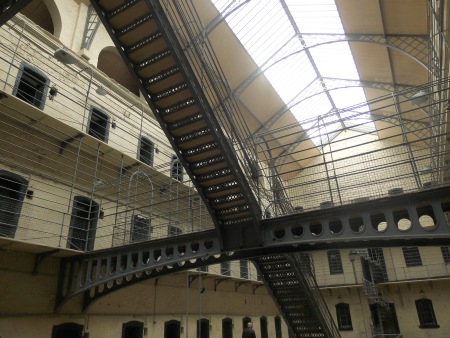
left=0, top=171, right=28, bottom=238
left=222, top=317, right=233, bottom=338
left=122, top=321, right=143, bottom=338
left=260, top=317, right=268, bottom=338
left=197, top=318, right=209, bottom=338
left=242, top=317, right=251, bottom=330
left=67, top=196, right=99, bottom=251
left=370, top=303, right=400, bottom=335
left=164, top=320, right=180, bottom=338
left=51, top=323, right=83, bottom=338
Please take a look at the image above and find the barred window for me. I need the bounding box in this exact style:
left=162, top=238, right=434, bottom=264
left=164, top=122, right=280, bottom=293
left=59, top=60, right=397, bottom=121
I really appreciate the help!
left=336, top=303, right=353, bottom=331
left=171, top=156, right=183, bottom=182
left=240, top=260, right=249, bottom=279
left=327, top=250, right=343, bottom=274
left=88, top=107, right=109, bottom=142
left=441, top=246, right=450, bottom=264
left=139, top=137, right=154, bottom=166
left=416, top=299, right=439, bottom=328
left=131, top=215, right=150, bottom=243
left=221, top=261, right=231, bottom=276
left=14, top=63, right=49, bottom=109
left=402, top=247, right=422, bottom=267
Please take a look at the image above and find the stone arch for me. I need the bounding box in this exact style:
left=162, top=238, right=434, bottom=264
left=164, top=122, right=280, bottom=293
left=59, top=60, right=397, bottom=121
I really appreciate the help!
left=97, top=46, right=140, bottom=96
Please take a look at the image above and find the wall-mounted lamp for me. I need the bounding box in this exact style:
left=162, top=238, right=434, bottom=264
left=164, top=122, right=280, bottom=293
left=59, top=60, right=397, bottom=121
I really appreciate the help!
left=96, top=86, right=108, bottom=96
left=54, top=48, right=77, bottom=65
left=49, top=85, right=58, bottom=100
left=200, top=287, right=207, bottom=294
left=419, top=289, right=425, bottom=295
left=411, top=90, right=429, bottom=105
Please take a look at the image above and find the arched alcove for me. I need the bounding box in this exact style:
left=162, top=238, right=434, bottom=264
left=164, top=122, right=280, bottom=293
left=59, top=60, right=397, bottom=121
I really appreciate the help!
left=20, top=0, right=54, bottom=35
left=97, top=47, right=140, bottom=96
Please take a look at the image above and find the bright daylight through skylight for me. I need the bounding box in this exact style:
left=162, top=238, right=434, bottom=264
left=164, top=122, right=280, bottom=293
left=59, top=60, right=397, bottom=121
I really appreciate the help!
left=213, top=0, right=374, bottom=145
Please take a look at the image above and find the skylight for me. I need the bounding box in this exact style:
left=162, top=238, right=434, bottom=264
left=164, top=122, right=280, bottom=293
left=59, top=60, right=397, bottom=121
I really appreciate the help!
left=212, top=0, right=374, bottom=145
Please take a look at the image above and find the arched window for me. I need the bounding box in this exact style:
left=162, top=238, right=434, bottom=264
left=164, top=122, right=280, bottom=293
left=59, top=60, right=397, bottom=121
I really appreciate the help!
left=221, top=261, right=231, bottom=276
left=20, top=1, right=55, bottom=34
left=67, top=196, right=99, bottom=251
left=139, top=137, right=154, bottom=166
left=13, top=63, right=49, bottom=110
left=415, top=299, right=439, bottom=328
left=327, top=250, right=343, bottom=274
left=164, top=320, right=181, bottom=338
left=222, top=318, right=233, bottom=338
left=51, top=322, right=83, bottom=338
left=122, top=321, right=144, bottom=338
left=171, top=156, right=183, bottom=182
left=242, top=317, right=251, bottom=330
left=335, top=303, right=353, bottom=331
left=274, top=316, right=282, bottom=338
left=131, top=214, right=151, bottom=242
left=260, top=317, right=268, bottom=338
left=240, top=260, right=248, bottom=279
left=0, top=171, right=28, bottom=238
left=88, top=107, right=109, bottom=142
left=197, top=318, right=210, bottom=338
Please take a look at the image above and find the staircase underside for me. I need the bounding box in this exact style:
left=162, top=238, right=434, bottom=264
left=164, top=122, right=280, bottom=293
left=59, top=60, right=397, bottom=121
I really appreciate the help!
left=254, top=254, right=340, bottom=338
left=91, top=0, right=261, bottom=250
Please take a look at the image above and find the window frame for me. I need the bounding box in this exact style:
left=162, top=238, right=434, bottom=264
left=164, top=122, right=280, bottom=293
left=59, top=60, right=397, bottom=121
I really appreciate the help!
left=240, top=260, right=249, bottom=279
left=441, top=246, right=450, bottom=264
left=131, top=214, right=151, bottom=243
left=402, top=247, right=423, bottom=267
left=415, top=299, right=439, bottom=329
left=335, top=303, right=353, bottom=331
left=13, top=62, right=49, bottom=110
left=138, top=136, right=154, bottom=166
left=171, top=155, right=183, bottom=182
left=327, top=249, right=344, bottom=274
left=87, top=106, right=110, bottom=142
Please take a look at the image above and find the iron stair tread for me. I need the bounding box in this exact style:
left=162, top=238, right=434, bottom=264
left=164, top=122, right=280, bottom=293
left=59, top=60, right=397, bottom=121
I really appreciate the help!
left=203, top=181, right=240, bottom=199
left=105, top=0, right=140, bottom=18
left=107, top=0, right=146, bottom=25
left=190, top=154, right=226, bottom=170
left=135, top=50, right=177, bottom=78
left=126, top=32, right=167, bottom=63
left=144, top=67, right=184, bottom=94
left=182, top=142, right=221, bottom=163
left=151, top=83, right=192, bottom=109
left=115, top=13, right=154, bottom=39
left=210, top=193, right=247, bottom=210
left=160, top=99, right=199, bottom=124
left=174, top=128, right=215, bottom=150
left=168, top=112, right=208, bottom=137
left=196, top=168, right=235, bottom=187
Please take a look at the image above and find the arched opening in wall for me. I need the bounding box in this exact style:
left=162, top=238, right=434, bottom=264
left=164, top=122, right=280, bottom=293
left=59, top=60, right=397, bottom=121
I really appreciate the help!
left=349, top=214, right=364, bottom=233
left=242, top=317, right=252, bottom=330
left=260, top=317, right=268, bottom=338
left=441, top=198, right=450, bottom=227
left=97, top=47, right=139, bottom=96
left=164, top=320, right=180, bottom=338
left=417, top=203, right=437, bottom=231
left=20, top=0, right=54, bottom=34
left=370, top=211, right=387, bottom=232
left=0, top=171, right=28, bottom=238
left=274, top=316, right=282, bottom=338
left=51, top=323, right=83, bottom=338
left=393, top=208, right=412, bottom=231
left=122, top=321, right=144, bottom=338
left=329, top=217, right=343, bottom=234
left=222, top=318, right=233, bottom=338
left=67, top=196, right=99, bottom=251
left=197, top=318, right=210, bottom=338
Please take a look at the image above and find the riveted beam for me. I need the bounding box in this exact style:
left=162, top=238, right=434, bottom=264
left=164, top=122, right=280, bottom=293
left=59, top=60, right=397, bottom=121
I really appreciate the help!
left=0, top=0, right=31, bottom=26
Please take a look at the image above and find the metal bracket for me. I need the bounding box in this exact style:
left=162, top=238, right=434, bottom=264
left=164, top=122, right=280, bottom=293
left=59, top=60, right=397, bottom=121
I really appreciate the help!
left=214, top=278, right=230, bottom=291
left=32, top=249, right=59, bottom=275
left=252, top=284, right=264, bottom=294
left=235, top=281, right=250, bottom=292
left=59, top=133, right=83, bottom=155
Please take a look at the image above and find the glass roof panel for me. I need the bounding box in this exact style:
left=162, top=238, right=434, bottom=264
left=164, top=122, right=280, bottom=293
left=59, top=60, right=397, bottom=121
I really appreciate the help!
left=212, top=0, right=374, bottom=146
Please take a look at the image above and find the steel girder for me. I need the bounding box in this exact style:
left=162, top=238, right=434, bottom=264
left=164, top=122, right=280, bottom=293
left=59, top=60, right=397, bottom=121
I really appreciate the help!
left=0, top=0, right=31, bottom=26
left=56, top=186, right=450, bottom=311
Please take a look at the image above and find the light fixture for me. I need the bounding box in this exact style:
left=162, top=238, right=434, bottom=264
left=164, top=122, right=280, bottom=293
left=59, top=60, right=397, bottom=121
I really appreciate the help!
left=96, top=86, right=108, bottom=96
left=419, top=289, right=425, bottom=294
left=54, top=48, right=77, bottom=65
left=411, top=90, right=429, bottom=105
left=200, top=287, right=207, bottom=294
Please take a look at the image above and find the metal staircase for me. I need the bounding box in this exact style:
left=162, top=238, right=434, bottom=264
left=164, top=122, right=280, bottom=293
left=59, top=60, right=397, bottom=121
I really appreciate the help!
left=0, top=0, right=32, bottom=26
left=254, top=254, right=341, bottom=338
left=90, top=0, right=261, bottom=250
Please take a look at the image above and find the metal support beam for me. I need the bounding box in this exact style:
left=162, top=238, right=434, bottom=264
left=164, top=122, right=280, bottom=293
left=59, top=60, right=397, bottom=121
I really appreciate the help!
left=0, top=0, right=31, bottom=26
